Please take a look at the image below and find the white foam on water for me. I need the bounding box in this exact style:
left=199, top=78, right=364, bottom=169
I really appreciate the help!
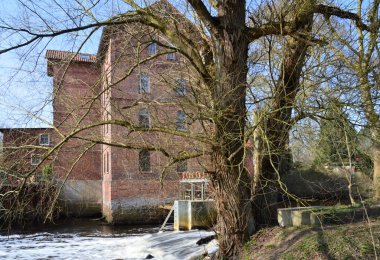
left=0, top=230, right=218, bottom=259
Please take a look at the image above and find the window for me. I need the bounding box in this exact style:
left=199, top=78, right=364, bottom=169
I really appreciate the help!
left=175, top=79, right=186, bottom=96
left=104, top=152, right=109, bottom=174
left=177, top=160, right=187, bottom=173
left=39, top=134, right=50, bottom=146
left=139, top=73, right=150, bottom=93
left=31, top=154, right=42, bottom=165
left=103, top=153, right=106, bottom=173
left=107, top=152, right=109, bottom=173
left=139, top=108, right=150, bottom=128
left=79, top=54, right=91, bottom=60
left=167, top=52, right=176, bottom=60
left=176, top=111, right=187, bottom=131
left=139, top=150, right=151, bottom=172
left=147, top=42, right=157, bottom=56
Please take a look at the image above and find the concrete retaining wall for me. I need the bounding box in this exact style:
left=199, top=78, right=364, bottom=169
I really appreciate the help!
left=173, top=200, right=216, bottom=230
left=59, top=180, right=102, bottom=217
left=104, top=197, right=172, bottom=224
left=278, top=205, right=380, bottom=227
left=278, top=207, right=324, bottom=227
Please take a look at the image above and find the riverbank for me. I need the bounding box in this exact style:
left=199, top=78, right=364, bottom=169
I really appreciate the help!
left=242, top=218, right=380, bottom=259
left=0, top=218, right=217, bottom=259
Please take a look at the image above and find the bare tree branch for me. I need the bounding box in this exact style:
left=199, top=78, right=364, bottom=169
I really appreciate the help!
left=315, top=4, right=374, bottom=32
left=187, top=0, right=220, bottom=37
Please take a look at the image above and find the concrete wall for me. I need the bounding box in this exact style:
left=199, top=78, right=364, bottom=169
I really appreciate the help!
left=103, top=198, right=169, bottom=224
left=174, top=200, right=216, bottom=230
left=59, top=180, right=102, bottom=216
left=102, top=179, right=179, bottom=224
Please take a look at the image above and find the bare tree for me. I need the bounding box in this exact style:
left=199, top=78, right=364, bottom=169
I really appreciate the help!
left=0, top=0, right=376, bottom=257
left=323, top=0, right=380, bottom=198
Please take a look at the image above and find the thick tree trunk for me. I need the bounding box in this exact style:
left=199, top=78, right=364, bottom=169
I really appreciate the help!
left=358, top=75, right=380, bottom=198
left=253, top=5, right=313, bottom=225
left=374, top=150, right=380, bottom=198
left=210, top=47, right=255, bottom=258
left=210, top=152, right=255, bottom=257
left=208, top=2, right=255, bottom=258
left=211, top=82, right=255, bottom=257
left=372, top=128, right=380, bottom=198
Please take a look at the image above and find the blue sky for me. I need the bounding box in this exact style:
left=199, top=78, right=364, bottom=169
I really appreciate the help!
left=0, top=0, right=196, bottom=129
left=0, top=0, right=172, bottom=128
left=0, top=0, right=115, bottom=128
left=0, top=0, right=367, bottom=129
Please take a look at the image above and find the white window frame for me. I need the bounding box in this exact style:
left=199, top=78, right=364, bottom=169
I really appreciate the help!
left=175, top=79, right=186, bottom=96
left=39, top=134, right=50, bottom=146
left=147, top=42, right=157, bottom=56
left=139, top=108, right=150, bottom=128
left=31, top=154, right=42, bottom=165
left=167, top=52, right=176, bottom=60
left=139, top=73, right=150, bottom=93
left=176, top=111, right=187, bottom=131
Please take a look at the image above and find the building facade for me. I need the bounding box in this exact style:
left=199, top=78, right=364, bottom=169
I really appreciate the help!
left=42, top=11, right=211, bottom=223
left=0, top=128, right=53, bottom=185
left=0, top=2, right=254, bottom=224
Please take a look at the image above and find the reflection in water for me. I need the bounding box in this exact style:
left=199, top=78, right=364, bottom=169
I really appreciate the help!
left=0, top=219, right=217, bottom=260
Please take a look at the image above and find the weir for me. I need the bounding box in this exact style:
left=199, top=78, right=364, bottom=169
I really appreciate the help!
left=173, top=200, right=216, bottom=230
left=161, top=173, right=217, bottom=231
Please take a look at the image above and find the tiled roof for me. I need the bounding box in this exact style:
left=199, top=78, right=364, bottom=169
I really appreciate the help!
left=0, top=127, right=52, bottom=133
left=46, top=50, right=97, bottom=63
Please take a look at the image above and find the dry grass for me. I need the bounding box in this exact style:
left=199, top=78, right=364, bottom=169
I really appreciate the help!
left=242, top=218, right=380, bottom=259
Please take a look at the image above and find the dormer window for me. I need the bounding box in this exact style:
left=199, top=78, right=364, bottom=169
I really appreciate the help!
left=79, top=54, right=91, bottom=60
left=175, top=79, right=186, bottom=96
left=139, top=73, right=150, bottom=93
left=167, top=52, right=176, bottom=60
left=147, top=43, right=157, bottom=56
left=39, top=134, right=50, bottom=146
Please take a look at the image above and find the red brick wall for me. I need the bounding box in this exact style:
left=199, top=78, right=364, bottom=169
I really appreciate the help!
left=48, top=59, right=102, bottom=180
left=1, top=128, right=53, bottom=182
left=110, top=179, right=178, bottom=200
left=101, top=27, right=211, bottom=182
left=43, top=24, right=219, bottom=222
left=98, top=27, right=212, bottom=222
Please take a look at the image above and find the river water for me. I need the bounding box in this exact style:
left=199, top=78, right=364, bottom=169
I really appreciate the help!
left=0, top=219, right=218, bottom=259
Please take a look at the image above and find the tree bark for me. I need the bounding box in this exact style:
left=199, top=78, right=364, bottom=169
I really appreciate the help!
left=253, top=110, right=264, bottom=193
left=358, top=75, right=380, bottom=198
left=207, top=1, right=255, bottom=258
left=253, top=3, right=313, bottom=225
left=372, top=128, right=380, bottom=198
left=210, top=152, right=255, bottom=257
left=210, top=66, right=255, bottom=256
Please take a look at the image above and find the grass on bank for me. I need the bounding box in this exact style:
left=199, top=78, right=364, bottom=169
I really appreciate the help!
left=243, top=218, right=380, bottom=259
